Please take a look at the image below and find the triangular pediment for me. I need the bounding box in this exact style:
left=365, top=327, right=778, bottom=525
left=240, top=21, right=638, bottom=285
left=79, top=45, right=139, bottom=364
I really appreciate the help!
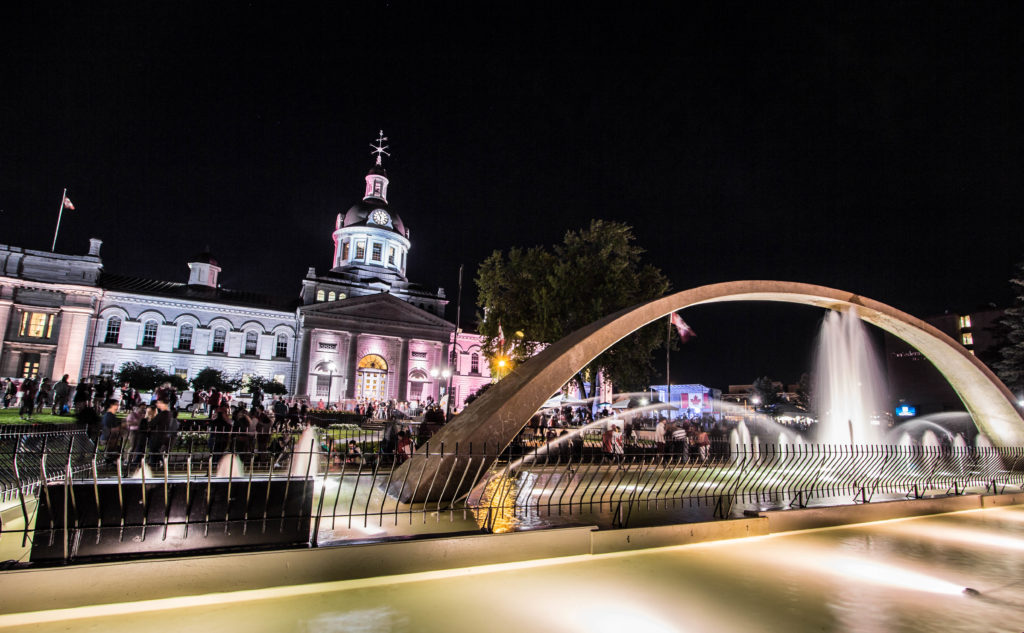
left=300, top=292, right=454, bottom=329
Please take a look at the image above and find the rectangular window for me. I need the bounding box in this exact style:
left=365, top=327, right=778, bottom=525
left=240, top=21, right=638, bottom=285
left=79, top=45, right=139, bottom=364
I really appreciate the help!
left=275, top=336, right=288, bottom=358
left=19, top=312, right=50, bottom=338
left=959, top=315, right=972, bottom=329
left=175, top=368, right=188, bottom=381
left=961, top=332, right=974, bottom=346
left=141, top=321, right=158, bottom=347
left=99, top=363, right=114, bottom=377
left=341, top=241, right=349, bottom=260
left=21, top=354, right=41, bottom=378
left=212, top=329, right=226, bottom=353
left=273, top=373, right=286, bottom=386
left=371, top=243, right=382, bottom=262
left=355, top=241, right=366, bottom=259
left=388, top=247, right=395, bottom=265
left=315, top=375, right=331, bottom=398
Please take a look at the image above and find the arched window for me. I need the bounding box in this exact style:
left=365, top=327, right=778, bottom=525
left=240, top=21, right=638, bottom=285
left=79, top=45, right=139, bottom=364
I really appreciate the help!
left=141, top=320, right=159, bottom=347
left=178, top=324, right=193, bottom=349
left=104, top=317, right=121, bottom=344
left=212, top=327, right=226, bottom=353
left=245, top=330, right=258, bottom=355
left=275, top=333, right=288, bottom=358
left=470, top=353, right=480, bottom=374
left=328, top=291, right=336, bottom=301
left=316, top=289, right=325, bottom=302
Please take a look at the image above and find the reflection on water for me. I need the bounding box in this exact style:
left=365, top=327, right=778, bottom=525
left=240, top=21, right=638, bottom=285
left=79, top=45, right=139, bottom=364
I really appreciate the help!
left=16, top=506, right=1024, bottom=633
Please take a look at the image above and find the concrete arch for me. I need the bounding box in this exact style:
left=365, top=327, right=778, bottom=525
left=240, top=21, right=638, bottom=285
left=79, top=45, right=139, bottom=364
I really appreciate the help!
left=391, top=281, right=1024, bottom=502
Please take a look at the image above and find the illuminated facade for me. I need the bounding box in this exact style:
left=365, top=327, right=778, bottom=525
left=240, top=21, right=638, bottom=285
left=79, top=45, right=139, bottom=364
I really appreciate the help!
left=0, top=135, right=496, bottom=410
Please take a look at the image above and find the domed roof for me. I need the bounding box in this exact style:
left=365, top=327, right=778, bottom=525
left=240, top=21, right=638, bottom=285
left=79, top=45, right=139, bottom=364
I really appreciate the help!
left=341, top=199, right=407, bottom=238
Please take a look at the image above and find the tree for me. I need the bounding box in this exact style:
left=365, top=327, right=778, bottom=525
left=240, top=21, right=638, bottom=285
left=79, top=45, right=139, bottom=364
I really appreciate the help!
left=115, top=361, right=187, bottom=392
left=749, top=376, right=782, bottom=413
left=995, top=260, right=1024, bottom=394
left=476, top=219, right=671, bottom=398
left=245, top=375, right=288, bottom=396
left=794, top=372, right=813, bottom=413
left=190, top=367, right=241, bottom=393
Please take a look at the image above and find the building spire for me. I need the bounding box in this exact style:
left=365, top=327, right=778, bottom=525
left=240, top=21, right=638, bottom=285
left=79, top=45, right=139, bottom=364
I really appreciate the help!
left=370, top=130, right=390, bottom=166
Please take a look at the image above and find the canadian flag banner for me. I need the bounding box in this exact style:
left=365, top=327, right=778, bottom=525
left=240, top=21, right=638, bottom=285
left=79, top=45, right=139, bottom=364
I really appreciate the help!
left=670, top=312, right=695, bottom=342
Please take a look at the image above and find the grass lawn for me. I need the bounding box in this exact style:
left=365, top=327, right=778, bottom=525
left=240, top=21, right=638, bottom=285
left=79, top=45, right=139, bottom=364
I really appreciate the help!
left=0, top=408, right=77, bottom=425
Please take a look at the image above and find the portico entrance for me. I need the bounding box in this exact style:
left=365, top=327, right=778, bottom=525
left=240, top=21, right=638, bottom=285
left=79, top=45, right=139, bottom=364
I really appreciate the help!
left=356, top=354, right=388, bottom=400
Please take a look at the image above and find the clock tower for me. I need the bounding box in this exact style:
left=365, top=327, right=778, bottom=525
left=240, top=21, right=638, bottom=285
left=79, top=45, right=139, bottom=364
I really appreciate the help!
left=300, top=132, right=447, bottom=317
left=329, top=131, right=411, bottom=280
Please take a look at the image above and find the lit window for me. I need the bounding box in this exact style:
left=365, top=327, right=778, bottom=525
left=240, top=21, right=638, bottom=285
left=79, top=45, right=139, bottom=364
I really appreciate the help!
left=273, top=373, right=286, bottom=385
left=373, top=180, right=382, bottom=196
left=141, top=320, right=158, bottom=347
left=316, top=289, right=325, bottom=302
left=328, top=291, right=336, bottom=301
left=21, top=354, right=40, bottom=378
left=178, top=324, right=193, bottom=349
left=175, top=368, right=188, bottom=380
left=388, top=246, right=395, bottom=265
left=959, top=315, right=972, bottom=329
left=341, top=241, right=350, bottom=261
left=372, top=243, right=382, bottom=262
left=19, top=312, right=51, bottom=338
left=212, top=327, right=226, bottom=353
left=104, top=317, right=121, bottom=344
left=338, top=293, right=346, bottom=300
left=961, top=332, right=974, bottom=346
left=99, top=363, right=114, bottom=377
left=245, top=331, right=258, bottom=355
left=275, top=334, right=288, bottom=358
left=470, top=353, right=480, bottom=374
left=355, top=241, right=366, bottom=259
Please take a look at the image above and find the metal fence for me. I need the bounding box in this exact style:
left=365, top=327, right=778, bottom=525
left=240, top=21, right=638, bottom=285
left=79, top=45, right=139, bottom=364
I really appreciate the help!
left=3, top=427, right=1024, bottom=565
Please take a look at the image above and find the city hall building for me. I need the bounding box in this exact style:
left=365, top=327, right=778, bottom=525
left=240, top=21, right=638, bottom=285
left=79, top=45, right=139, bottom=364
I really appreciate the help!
left=0, top=142, right=493, bottom=410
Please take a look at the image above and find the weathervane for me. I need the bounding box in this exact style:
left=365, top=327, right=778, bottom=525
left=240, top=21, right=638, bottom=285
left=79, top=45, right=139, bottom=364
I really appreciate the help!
left=370, top=130, right=390, bottom=165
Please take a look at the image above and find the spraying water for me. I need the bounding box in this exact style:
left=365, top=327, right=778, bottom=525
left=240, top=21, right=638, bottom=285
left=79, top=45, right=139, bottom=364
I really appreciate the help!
left=813, top=309, right=887, bottom=444
left=216, top=453, right=246, bottom=477
left=289, top=426, right=322, bottom=477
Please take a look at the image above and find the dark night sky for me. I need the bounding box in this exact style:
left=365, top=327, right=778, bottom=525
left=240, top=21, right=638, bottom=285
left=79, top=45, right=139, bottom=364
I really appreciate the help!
left=2, top=3, right=1021, bottom=390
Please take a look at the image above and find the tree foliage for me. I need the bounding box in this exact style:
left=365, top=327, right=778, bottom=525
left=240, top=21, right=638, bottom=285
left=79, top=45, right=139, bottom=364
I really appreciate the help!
left=475, top=220, right=671, bottom=397
left=190, top=367, right=242, bottom=393
left=246, top=375, right=288, bottom=396
left=995, top=260, right=1024, bottom=394
left=115, top=362, right=187, bottom=392
left=750, top=376, right=782, bottom=412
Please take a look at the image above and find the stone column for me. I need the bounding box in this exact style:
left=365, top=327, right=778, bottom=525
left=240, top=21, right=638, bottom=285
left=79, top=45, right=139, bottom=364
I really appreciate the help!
left=0, top=298, right=12, bottom=348
left=51, top=306, right=94, bottom=382
left=397, top=338, right=409, bottom=402
left=295, top=327, right=312, bottom=398
left=345, top=333, right=360, bottom=399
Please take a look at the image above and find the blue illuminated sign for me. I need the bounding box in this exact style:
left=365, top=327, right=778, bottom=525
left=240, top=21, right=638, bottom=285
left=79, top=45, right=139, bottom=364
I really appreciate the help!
left=895, top=404, right=917, bottom=417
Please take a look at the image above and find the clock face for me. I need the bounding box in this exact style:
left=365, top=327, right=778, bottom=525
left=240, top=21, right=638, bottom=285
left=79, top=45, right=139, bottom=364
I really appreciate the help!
left=371, top=210, right=390, bottom=225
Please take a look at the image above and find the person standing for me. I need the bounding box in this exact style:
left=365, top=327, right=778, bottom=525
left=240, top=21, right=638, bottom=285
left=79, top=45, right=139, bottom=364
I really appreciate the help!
left=654, top=416, right=668, bottom=455
left=19, top=376, right=37, bottom=420
left=52, top=375, right=71, bottom=415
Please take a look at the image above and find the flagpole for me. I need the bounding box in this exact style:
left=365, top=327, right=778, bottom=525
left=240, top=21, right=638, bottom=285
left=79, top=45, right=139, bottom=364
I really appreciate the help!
left=666, top=315, right=672, bottom=413
left=51, top=188, right=67, bottom=252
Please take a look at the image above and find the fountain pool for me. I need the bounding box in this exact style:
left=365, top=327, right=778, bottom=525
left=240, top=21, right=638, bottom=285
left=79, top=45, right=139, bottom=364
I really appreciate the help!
left=8, top=505, right=1024, bottom=632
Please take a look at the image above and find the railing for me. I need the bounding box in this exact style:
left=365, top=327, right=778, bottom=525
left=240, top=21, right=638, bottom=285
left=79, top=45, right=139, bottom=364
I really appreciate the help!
left=3, top=429, right=1023, bottom=565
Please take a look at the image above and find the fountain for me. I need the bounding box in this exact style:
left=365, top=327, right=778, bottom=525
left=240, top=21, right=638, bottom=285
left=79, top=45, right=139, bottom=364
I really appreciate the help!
left=289, top=426, right=322, bottom=478
left=216, top=453, right=246, bottom=477
left=813, top=308, right=888, bottom=444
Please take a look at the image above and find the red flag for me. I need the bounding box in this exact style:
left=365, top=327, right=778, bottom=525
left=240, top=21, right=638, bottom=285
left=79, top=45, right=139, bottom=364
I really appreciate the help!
left=63, top=197, right=75, bottom=211
left=671, top=312, right=695, bottom=342
left=497, top=323, right=506, bottom=350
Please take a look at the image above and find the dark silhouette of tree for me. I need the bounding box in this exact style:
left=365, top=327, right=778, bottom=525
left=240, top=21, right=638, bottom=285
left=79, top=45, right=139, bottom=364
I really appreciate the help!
left=476, top=220, right=670, bottom=399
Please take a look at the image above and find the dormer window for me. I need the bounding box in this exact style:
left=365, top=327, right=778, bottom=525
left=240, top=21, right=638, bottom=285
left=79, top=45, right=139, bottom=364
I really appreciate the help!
left=372, top=243, right=382, bottom=262
left=355, top=241, right=366, bottom=260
